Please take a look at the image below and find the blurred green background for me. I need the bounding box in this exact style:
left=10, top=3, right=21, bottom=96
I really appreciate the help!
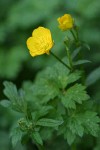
left=0, top=0, right=100, bottom=150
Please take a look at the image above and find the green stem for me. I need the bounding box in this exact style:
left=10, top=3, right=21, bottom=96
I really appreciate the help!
left=70, top=29, right=81, bottom=47
left=70, top=29, right=78, bottom=42
left=36, top=144, right=45, bottom=150
left=25, top=107, right=32, bottom=121
left=66, top=46, right=73, bottom=72
left=50, top=51, right=71, bottom=70
left=75, top=28, right=79, bottom=42
left=71, top=143, right=76, bottom=150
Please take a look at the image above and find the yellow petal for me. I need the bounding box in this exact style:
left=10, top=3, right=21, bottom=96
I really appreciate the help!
left=26, top=27, right=54, bottom=57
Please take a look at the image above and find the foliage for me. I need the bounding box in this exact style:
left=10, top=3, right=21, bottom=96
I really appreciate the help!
left=1, top=59, right=100, bottom=148
left=0, top=0, right=100, bottom=150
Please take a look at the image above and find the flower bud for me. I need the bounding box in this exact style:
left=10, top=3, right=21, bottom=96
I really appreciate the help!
left=57, top=14, right=74, bottom=31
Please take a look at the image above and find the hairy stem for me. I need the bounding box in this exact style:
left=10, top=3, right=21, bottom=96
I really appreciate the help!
left=36, top=144, right=45, bottom=150
left=70, top=29, right=78, bottom=42
left=71, top=143, right=76, bottom=150
left=50, top=51, right=71, bottom=70
left=66, top=46, right=73, bottom=72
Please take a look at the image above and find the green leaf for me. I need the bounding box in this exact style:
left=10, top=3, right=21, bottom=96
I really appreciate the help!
left=58, top=110, right=100, bottom=145
left=0, top=100, right=11, bottom=108
left=32, top=106, right=53, bottom=121
left=67, top=117, right=84, bottom=137
left=40, top=128, right=54, bottom=141
left=58, top=120, right=76, bottom=145
left=82, top=111, right=100, bottom=136
left=32, top=79, right=59, bottom=104
left=32, top=62, right=70, bottom=104
left=66, top=71, right=81, bottom=85
left=3, top=81, right=18, bottom=102
left=86, top=67, right=100, bottom=86
left=3, top=81, right=27, bottom=113
left=21, top=134, right=29, bottom=145
left=36, top=61, right=69, bottom=90
left=10, top=127, right=23, bottom=147
left=64, top=129, right=76, bottom=145
left=32, top=131, right=43, bottom=145
left=61, top=84, right=89, bottom=109
left=54, top=62, right=69, bottom=88
left=73, top=60, right=91, bottom=66
left=36, top=118, right=63, bottom=127
left=82, top=41, right=90, bottom=50
left=72, top=47, right=82, bottom=59
left=68, top=111, right=100, bottom=138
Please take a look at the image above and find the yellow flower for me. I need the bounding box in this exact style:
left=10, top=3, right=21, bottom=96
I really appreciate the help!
left=26, top=27, right=54, bottom=57
left=57, top=14, right=74, bottom=31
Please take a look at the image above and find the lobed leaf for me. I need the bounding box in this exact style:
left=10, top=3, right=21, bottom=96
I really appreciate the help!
left=82, top=111, right=100, bottom=136
left=3, top=81, right=27, bottom=113
left=66, top=70, right=81, bottom=86
left=67, top=117, right=84, bottom=137
left=32, top=79, right=59, bottom=104
left=3, top=81, right=18, bottom=102
left=61, top=84, right=90, bottom=109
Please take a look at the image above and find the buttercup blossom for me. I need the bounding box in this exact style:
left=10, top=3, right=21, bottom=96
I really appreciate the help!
left=27, top=27, right=54, bottom=57
left=57, top=14, right=74, bottom=31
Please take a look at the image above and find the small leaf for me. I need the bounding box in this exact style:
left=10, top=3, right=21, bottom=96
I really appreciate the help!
left=0, top=100, right=11, bottom=107
left=34, top=106, right=53, bottom=120
left=82, top=41, right=90, bottom=50
left=72, top=47, right=82, bottom=59
left=21, top=134, right=29, bottom=145
left=32, top=131, right=43, bottom=145
left=36, top=118, right=63, bottom=127
left=10, top=127, right=23, bottom=147
left=73, top=60, right=91, bottom=66
left=3, top=81, right=27, bottom=113
left=3, top=81, right=18, bottom=101
left=40, top=128, right=54, bottom=141
left=64, top=129, right=76, bottom=145
left=66, top=71, right=81, bottom=85
left=86, top=67, right=100, bottom=86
